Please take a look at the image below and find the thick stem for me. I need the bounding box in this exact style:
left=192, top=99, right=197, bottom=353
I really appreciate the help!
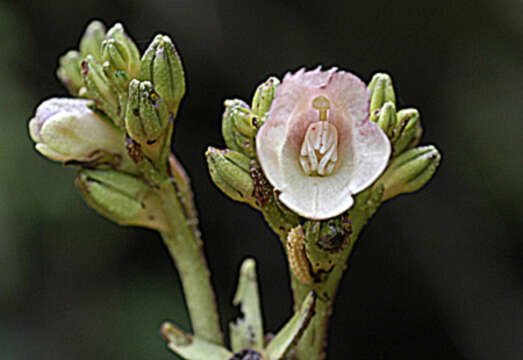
left=159, top=183, right=223, bottom=345
left=292, top=237, right=358, bottom=360
left=292, top=189, right=381, bottom=360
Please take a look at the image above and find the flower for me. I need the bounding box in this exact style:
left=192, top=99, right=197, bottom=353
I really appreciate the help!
left=256, top=67, right=391, bottom=220
left=29, top=98, right=125, bottom=165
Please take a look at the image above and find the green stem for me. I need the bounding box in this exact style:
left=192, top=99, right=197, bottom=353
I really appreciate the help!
left=292, top=188, right=382, bottom=360
left=158, top=182, right=223, bottom=345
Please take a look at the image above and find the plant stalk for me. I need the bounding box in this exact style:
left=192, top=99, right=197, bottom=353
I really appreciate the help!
left=292, top=190, right=381, bottom=360
left=158, top=182, right=223, bottom=345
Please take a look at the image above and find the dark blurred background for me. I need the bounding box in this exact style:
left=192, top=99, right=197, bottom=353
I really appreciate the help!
left=1, top=0, right=521, bottom=359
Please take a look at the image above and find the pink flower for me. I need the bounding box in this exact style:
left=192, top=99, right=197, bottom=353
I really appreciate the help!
left=256, top=67, right=390, bottom=220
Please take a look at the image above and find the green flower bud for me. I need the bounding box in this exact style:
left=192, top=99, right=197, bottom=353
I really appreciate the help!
left=393, top=108, right=422, bottom=155
left=79, top=20, right=106, bottom=63
left=102, top=40, right=130, bottom=78
left=221, top=99, right=256, bottom=157
left=139, top=35, right=185, bottom=115
left=231, top=104, right=256, bottom=138
left=368, top=72, right=396, bottom=123
left=125, top=79, right=171, bottom=145
left=376, top=145, right=441, bottom=201
left=205, top=147, right=257, bottom=207
left=102, top=59, right=128, bottom=93
left=376, top=101, right=396, bottom=138
left=56, top=50, right=84, bottom=96
left=103, top=23, right=141, bottom=79
left=75, top=169, right=168, bottom=231
left=251, top=76, right=280, bottom=117
left=81, top=55, right=121, bottom=124
left=28, top=98, right=133, bottom=170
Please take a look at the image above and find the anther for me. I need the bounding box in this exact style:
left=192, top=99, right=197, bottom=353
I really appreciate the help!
left=312, top=95, right=330, bottom=121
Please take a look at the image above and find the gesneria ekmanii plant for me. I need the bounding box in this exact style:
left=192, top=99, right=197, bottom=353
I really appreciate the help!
left=28, top=20, right=440, bottom=360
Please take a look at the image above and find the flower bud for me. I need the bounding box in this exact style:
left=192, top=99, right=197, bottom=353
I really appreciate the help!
left=392, top=108, right=422, bottom=155
left=125, top=79, right=171, bottom=144
left=231, top=103, right=257, bottom=138
left=375, top=101, right=396, bottom=138
left=139, top=35, right=185, bottom=115
left=101, top=40, right=131, bottom=88
left=251, top=76, right=280, bottom=117
left=79, top=20, right=106, bottom=62
left=56, top=50, right=84, bottom=96
left=205, top=147, right=257, bottom=207
left=368, top=72, right=396, bottom=123
left=28, top=98, right=130, bottom=169
left=103, top=23, right=141, bottom=79
left=221, top=99, right=257, bottom=157
left=81, top=55, right=121, bottom=124
left=75, top=169, right=168, bottom=231
left=376, top=145, right=441, bottom=201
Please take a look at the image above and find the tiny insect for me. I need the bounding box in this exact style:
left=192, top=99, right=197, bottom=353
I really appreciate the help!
left=286, top=225, right=314, bottom=285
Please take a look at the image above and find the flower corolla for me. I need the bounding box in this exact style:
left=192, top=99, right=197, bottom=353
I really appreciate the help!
left=256, top=67, right=390, bottom=219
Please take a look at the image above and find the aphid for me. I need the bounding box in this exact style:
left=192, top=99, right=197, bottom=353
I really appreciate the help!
left=286, top=225, right=314, bottom=285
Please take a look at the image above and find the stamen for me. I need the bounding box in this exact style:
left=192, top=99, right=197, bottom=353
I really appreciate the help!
left=299, top=96, right=339, bottom=176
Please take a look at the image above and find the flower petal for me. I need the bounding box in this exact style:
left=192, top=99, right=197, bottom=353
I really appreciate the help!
left=256, top=68, right=390, bottom=220
left=31, top=98, right=124, bottom=162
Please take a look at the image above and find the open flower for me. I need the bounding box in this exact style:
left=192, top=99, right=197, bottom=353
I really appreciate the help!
left=29, top=98, right=126, bottom=165
left=256, top=67, right=390, bottom=220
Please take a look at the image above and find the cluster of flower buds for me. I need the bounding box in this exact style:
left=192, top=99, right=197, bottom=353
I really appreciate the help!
left=207, top=76, right=299, bottom=237
left=367, top=73, right=440, bottom=199
left=207, top=68, right=440, bottom=285
left=368, top=73, right=424, bottom=156
left=30, top=20, right=186, bottom=229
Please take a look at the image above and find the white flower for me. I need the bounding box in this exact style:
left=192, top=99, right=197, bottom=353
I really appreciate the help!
left=256, top=67, right=390, bottom=220
left=29, top=98, right=124, bottom=163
